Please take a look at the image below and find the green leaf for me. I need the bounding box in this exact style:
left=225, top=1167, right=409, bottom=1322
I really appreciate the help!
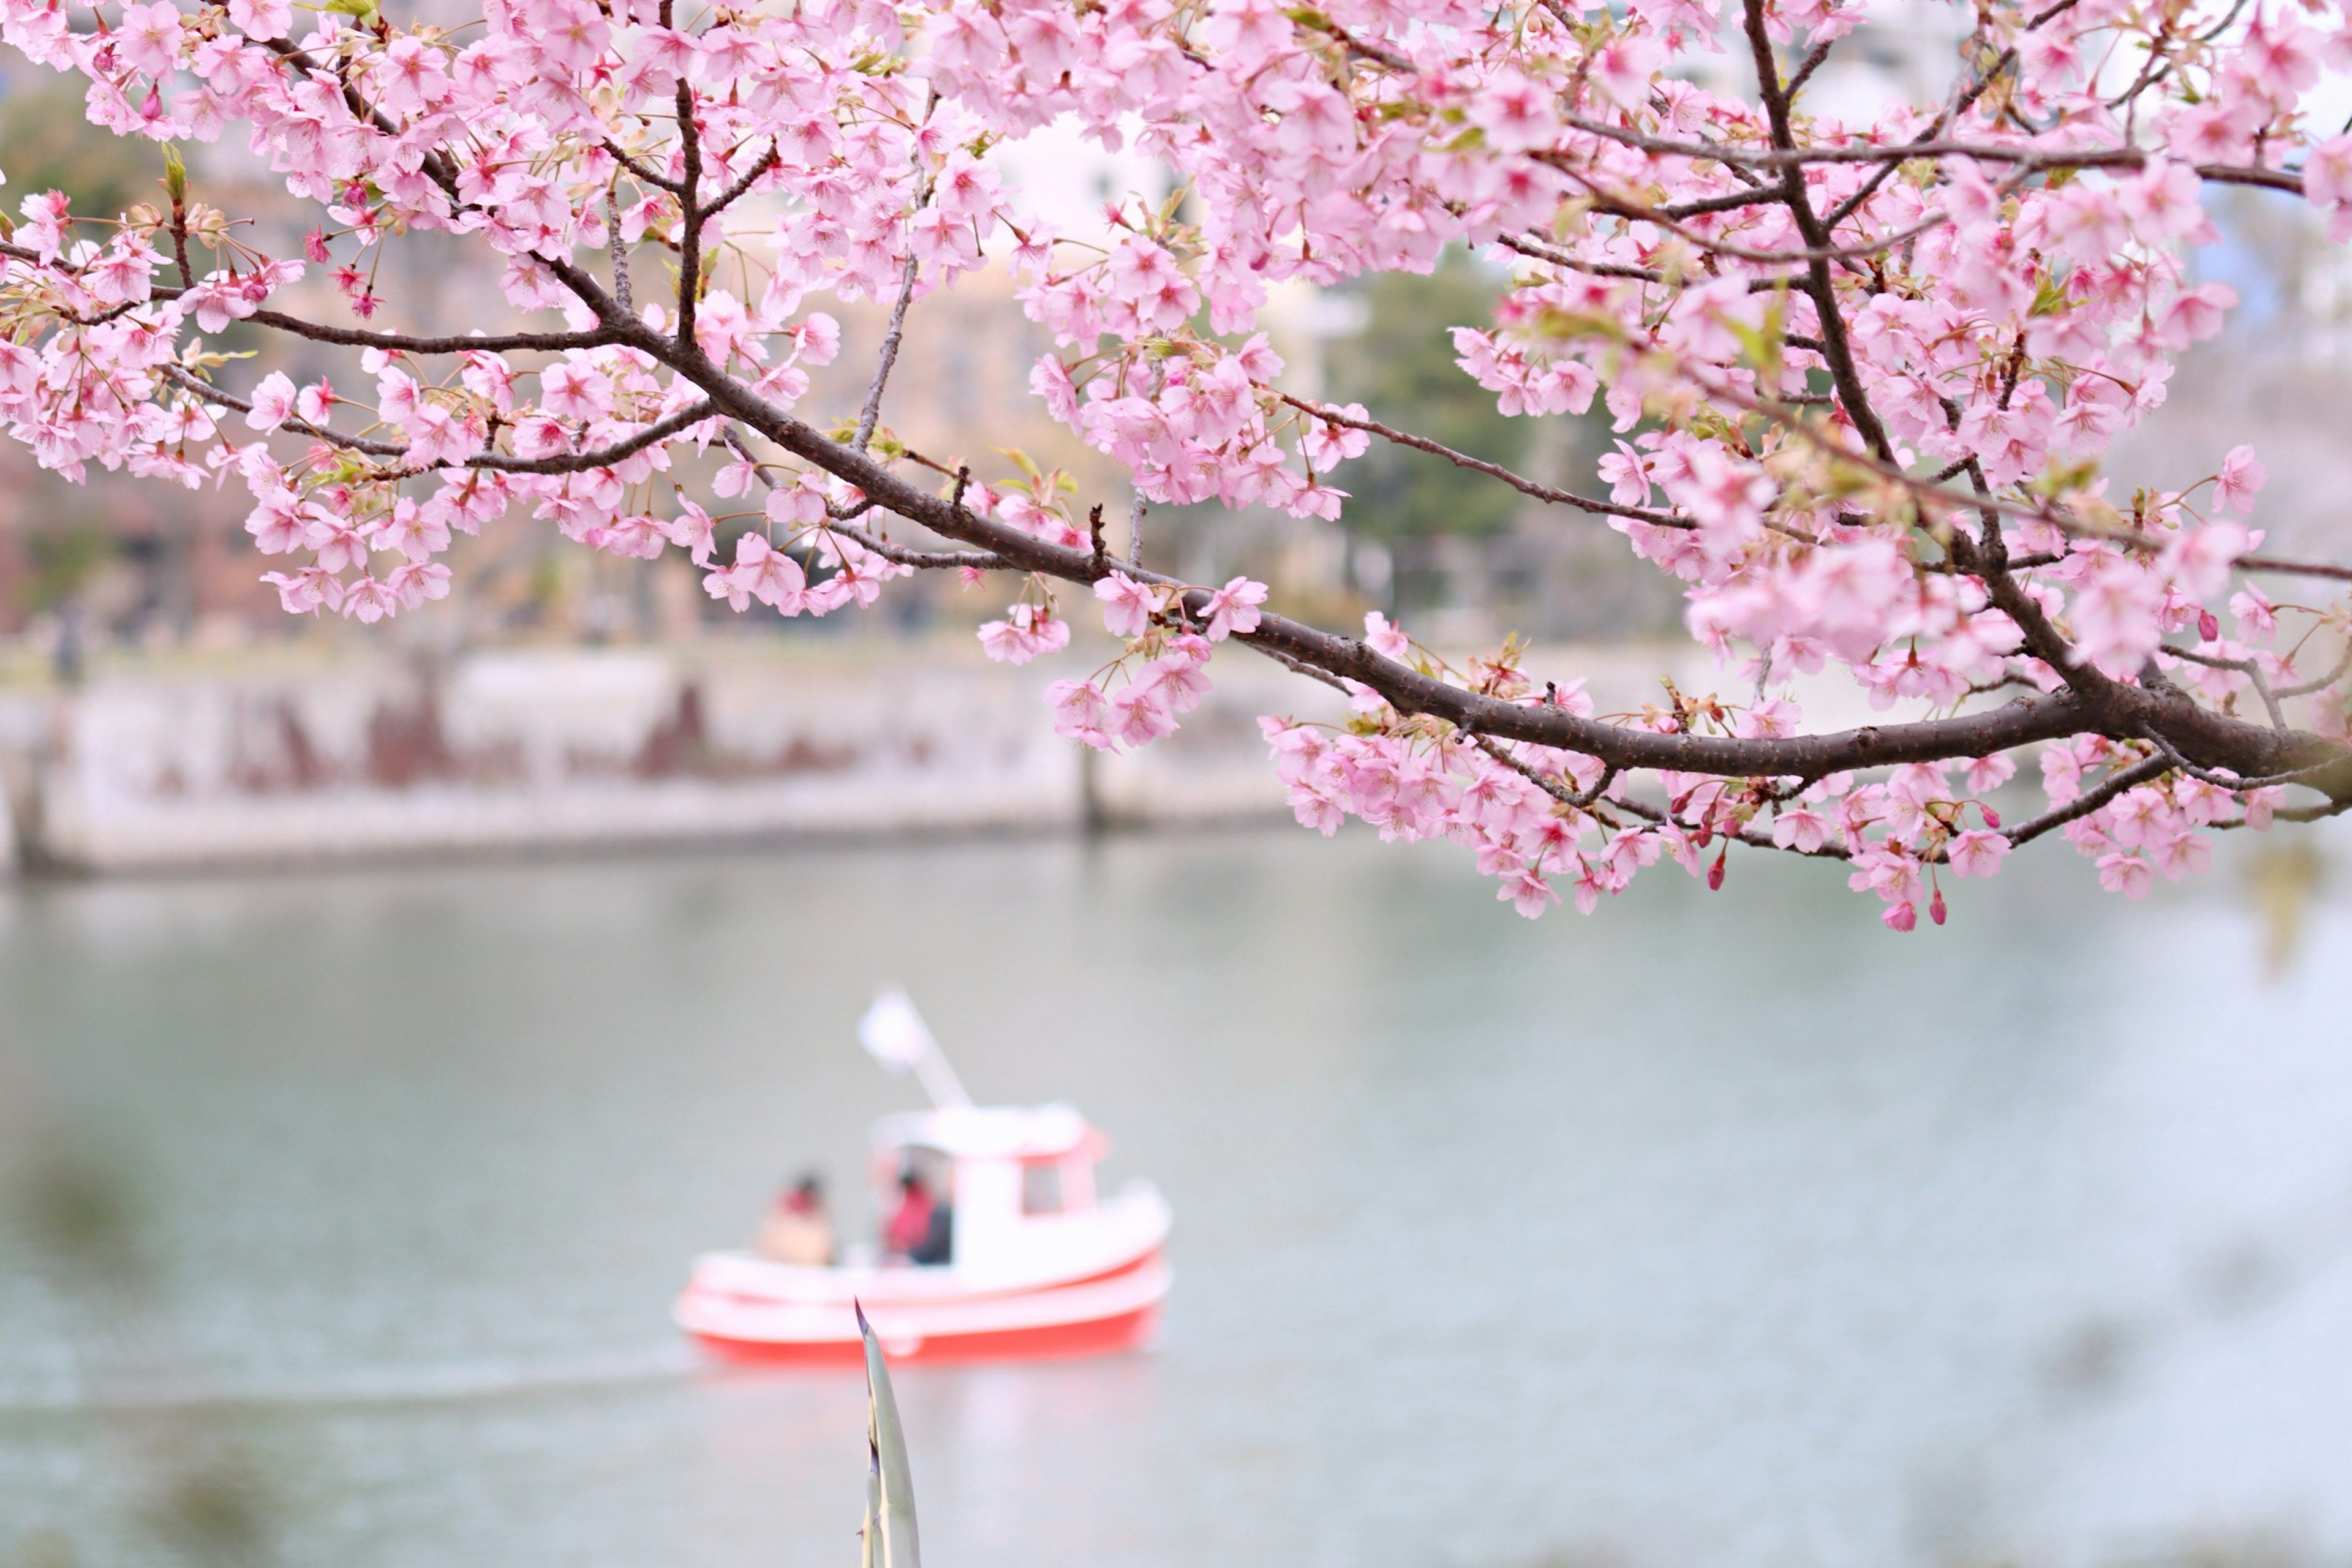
left=2027, top=271, right=2071, bottom=318
left=322, top=0, right=378, bottom=17
left=991, top=445, right=1044, bottom=485
left=858, top=1305, right=921, bottom=1568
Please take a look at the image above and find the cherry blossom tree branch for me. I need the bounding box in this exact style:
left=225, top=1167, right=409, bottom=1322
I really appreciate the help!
left=1739, top=0, right=1896, bottom=461
left=606, top=187, right=635, bottom=317
left=128, top=92, right=2344, bottom=827
left=438, top=402, right=722, bottom=477
left=1553, top=113, right=2307, bottom=192
left=1496, top=230, right=1672, bottom=285
left=660, top=326, right=2352, bottom=798
left=703, top=145, right=783, bottom=219
left=717, top=428, right=1008, bottom=571
left=600, top=138, right=680, bottom=194
left=674, top=80, right=707, bottom=353
left=10, top=0, right=2348, bottom=920
left=227, top=311, right=617, bottom=356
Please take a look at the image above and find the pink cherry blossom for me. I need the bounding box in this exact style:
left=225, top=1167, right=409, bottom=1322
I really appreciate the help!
left=244, top=373, right=298, bottom=432
left=1095, top=571, right=1161, bottom=638
left=1197, top=578, right=1267, bottom=642
left=0, top=0, right=2333, bottom=924
left=2213, top=445, right=2266, bottom=516
left=2097, top=853, right=2155, bottom=899
left=1945, top=831, right=2010, bottom=879
left=978, top=605, right=1072, bottom=664
left=1048, top=679, right=1112, bottom=748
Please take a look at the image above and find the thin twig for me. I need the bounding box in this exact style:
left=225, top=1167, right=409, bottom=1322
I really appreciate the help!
left=167, top=366, right=720, bottom=477
left=2161, top=643, right=2285, bottom=729
left=599, top=138, right=680, bottom=194
left=1251, top=641, right=1353, bottom=694
left=722, top=428, right=1005, bottom=571
left=853, top=253, right=921, bottom=454
left=2276, top=643, right=2352, bottom=699
left=1471, top=736, right=1585, bottom=808
left=2237, top=554, right=2352, bottom=583
left=2001, top=752, right=2173, bottom=847
left=829, top=519, right=1007, bottom=572
left=2144, top=734, right=2343, bottom=793
left=0, top=241, right=625, bottom=355
left=701, top=144, right=781, bottom=219
left=853, top=94, right=935, bottom=454
left=1279, top=394, right=1692, bottom=530
left=161, top=366, right=405, bottom=457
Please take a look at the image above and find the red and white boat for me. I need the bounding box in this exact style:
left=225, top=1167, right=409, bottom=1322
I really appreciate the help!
left=676, top=991, right=1172, bottom=1365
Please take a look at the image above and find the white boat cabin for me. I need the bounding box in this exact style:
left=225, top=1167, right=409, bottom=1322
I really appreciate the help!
left=870, top=1102, right=1124, bottom=1286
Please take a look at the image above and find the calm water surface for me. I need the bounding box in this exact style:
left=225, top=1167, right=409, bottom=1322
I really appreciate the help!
left=2, top=828, right=2349, bottom=1568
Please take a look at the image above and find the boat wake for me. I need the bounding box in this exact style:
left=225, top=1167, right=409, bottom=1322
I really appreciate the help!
left=0, top=1343, right=701, bottom=1415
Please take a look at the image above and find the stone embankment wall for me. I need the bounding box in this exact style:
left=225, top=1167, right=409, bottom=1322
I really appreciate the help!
left=0, top=641, right=1342, bottom=875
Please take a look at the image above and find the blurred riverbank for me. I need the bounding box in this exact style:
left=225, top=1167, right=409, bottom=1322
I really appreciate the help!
left=0, top=635, right=1834, bottom=876
left=0, top=635, right=1328, bottom=875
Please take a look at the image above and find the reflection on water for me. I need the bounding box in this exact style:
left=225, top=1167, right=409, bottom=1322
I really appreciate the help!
left=2, top=827, right=2350, bottom=1568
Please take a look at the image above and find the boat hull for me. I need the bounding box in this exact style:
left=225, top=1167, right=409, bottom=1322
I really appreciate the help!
left=690, top=1302, right=1162, bottom=1366
left=676, top=1250, right=1172, bottom=1365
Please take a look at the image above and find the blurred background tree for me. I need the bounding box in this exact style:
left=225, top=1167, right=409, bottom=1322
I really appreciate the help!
left=1321, top=250, right=1678, bottom=641
left=23, top=524, right=112, bottom=616
left=0, top=66, right=157, bottom=220
left=1322, top=249, right=1537, bottom=545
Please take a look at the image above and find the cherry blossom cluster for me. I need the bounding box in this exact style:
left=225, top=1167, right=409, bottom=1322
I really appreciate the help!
left=1041, top=570, right=1265, bottom=746
left=1263, top=610, right=2294, bottom=927
left=0, top=0, right=2348, bottom=924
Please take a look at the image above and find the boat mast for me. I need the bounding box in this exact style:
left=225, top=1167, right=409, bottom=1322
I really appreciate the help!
left=857, top=987, right=973, bottom=1110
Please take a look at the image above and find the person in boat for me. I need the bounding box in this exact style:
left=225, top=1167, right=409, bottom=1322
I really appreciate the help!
left=756, top=1172, right=834, bottom=1266
left=884, top=1170, right=954, bottom=1265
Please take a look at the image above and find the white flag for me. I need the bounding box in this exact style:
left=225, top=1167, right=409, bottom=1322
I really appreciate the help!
left=858, top=987, right=935, bottom=1073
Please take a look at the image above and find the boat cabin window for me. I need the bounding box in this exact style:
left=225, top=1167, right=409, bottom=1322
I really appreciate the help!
left=1022, top=1158, right=1063, bottom=1216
